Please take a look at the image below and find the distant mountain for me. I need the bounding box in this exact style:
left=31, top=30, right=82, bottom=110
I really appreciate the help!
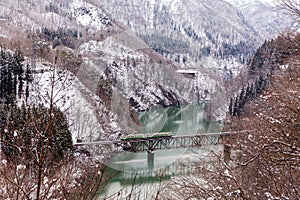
left=224, top=0, right=276, bottom=7
left=100, top=0, right=262, bottom=77
left=100, top=0, right=294, bottom=78
left=224, top=0, right=293, bottom=38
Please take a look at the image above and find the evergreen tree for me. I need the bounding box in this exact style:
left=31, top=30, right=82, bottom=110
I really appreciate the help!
left=233, top=96, right=239, bottom=116
left=0, top=63, right=5, bottom=100
left=0, top=48, right=29, bottom=104
left=0, top=104, right=73, bottom=165
left=25, top=63, right=32, bottom=100
left=255, top=75, right=268, bottom=95
left=238, top=87, right=246, bottom=110
left=245, top=84, right=251, bottom=101
left=250, top=82, right=257, bottom=99
left=228, top=97, right=233, bottom=116
left=5, top=62, right=14, bottom=105
left=12, top=48, right=25, bottom=98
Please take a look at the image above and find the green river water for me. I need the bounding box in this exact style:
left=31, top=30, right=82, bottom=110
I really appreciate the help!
left=99, top=103, right=222, bottom=199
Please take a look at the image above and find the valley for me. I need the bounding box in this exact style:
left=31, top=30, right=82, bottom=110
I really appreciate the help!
left=0, top=0, right=299, bottom=199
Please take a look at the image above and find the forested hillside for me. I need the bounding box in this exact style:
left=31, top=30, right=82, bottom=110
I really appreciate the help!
left=163, top=31, right=300, bottom=200
left=100, top=0, right=264, bottom=77
left=228, top=33, right=300, bottom=116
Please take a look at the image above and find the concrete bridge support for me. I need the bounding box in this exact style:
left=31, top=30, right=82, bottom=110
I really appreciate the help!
left=147, top=150, right=155, bottom=169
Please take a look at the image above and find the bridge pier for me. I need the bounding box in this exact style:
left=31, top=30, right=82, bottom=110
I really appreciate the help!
left=147, top=150, right=155, bottom=169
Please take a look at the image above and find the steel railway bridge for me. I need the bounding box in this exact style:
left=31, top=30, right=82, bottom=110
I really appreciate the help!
left=74, top=131, right=240, bottom=155
left=74, top=131, right=245, bottom=168
left=122, top=132, right=223, bottom=152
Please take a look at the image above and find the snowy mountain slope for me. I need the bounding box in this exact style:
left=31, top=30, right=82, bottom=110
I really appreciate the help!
left=224, top=0, right=293, bottom=38
left=78, top=29, right=220, bottom=111
left=100, top=0, right=261, bottom=77
left=0, top=0, right=126, bottom=142
left=224, top=0, right=277, bottom=7
left=29, top=64, right=121, bottom=142
left=0, top=0, right=223, bottom=141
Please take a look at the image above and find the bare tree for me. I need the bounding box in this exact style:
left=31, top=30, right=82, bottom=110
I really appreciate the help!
left=279, top=0, right=300, bottom=20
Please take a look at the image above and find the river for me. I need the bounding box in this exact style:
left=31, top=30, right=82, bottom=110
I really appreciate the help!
left=99, top=103, right=222, bottom=199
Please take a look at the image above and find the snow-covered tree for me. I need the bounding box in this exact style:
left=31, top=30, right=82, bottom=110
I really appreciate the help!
left=279, top=0, right=300, bottom=20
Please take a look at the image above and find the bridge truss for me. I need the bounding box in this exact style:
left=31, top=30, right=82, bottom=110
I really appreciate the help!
left=75, top=132, right=232, bottom=154
left=123, top=134, right=222, bottom=152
